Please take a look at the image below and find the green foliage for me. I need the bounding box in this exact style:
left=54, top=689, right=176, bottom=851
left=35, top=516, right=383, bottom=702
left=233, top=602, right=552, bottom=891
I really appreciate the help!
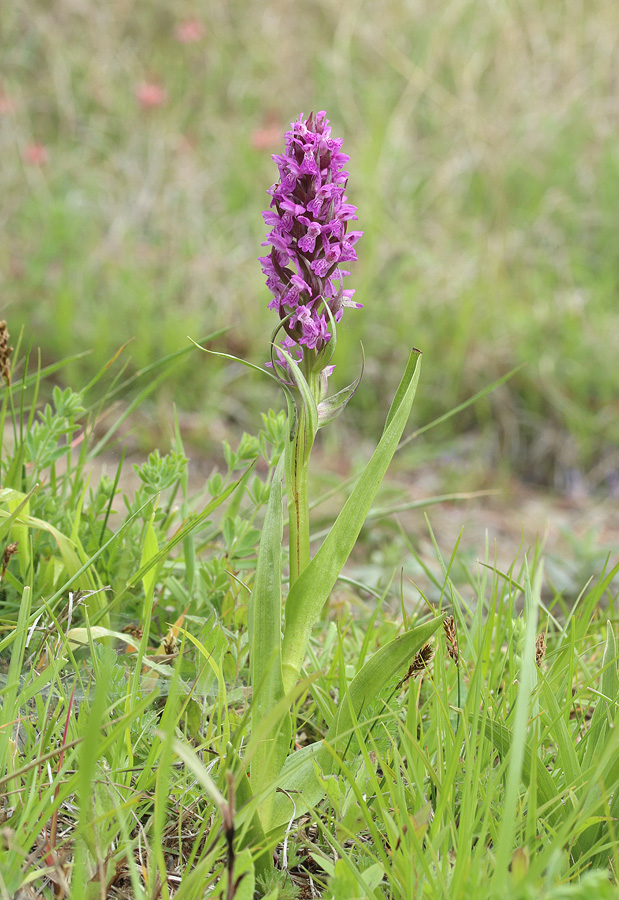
left=0, top=340, right=618, bottom=896
left=133, top=448, right=188, bottom=496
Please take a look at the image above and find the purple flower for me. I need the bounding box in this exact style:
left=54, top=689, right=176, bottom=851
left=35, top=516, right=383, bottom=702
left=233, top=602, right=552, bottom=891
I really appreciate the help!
left=261, top=111, right=362, bottom=368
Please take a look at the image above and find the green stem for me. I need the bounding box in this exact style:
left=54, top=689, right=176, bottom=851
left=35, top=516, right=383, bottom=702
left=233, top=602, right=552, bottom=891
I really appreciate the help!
left=285, top=357, right=321, bottom=587
left=285, top=403, right=312, bottom=586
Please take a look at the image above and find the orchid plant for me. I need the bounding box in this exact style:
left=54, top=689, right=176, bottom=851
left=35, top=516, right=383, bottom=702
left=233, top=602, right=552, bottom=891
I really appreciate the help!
left=200, top=111, right=443, bottom=873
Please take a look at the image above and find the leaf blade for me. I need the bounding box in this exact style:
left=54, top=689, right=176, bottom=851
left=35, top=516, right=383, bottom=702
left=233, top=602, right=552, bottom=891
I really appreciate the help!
left=269, top=615, right=442, bottom=833
left=247, top=459, right=291, bottom=829
left=282, top=349, right=422, bottom=691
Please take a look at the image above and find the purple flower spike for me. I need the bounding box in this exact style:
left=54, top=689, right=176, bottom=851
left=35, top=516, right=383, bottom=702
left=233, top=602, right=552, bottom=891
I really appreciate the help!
left=261, top=111, right=362, bottom=368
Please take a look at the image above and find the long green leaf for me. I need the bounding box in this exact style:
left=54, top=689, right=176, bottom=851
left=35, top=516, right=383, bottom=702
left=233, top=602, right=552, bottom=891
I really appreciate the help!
left=327, top=615, right=443, bottom=761
left=268, top=615, right=441, bottom=834
left=281, top=349, right=422, bottom=692
left=247, top=459, right=291, bottom=830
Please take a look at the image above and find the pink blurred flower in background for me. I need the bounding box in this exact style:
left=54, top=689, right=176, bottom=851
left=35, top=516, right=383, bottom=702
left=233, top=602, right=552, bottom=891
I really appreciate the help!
left=135, top=82, right=167, bottom=109
left=251, top=124, right=282, bottom=151
left=0, top=90, right=16, bottom=115
left=251, top=111, right=285, bottom=151
left=22, top=143, right=49, bottom=166
left=174, top=19, right=205, bottom=43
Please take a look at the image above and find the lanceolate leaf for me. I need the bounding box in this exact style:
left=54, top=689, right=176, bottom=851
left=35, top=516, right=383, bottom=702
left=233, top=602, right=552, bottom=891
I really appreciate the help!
left=281, top=349, right=422, bottom=693
left=247, top=459, right=291, bottom=830
left=268, top=615, right=441, bottom=834
left=384, top=347, right=422, bottom=432
left=326, top=616, right=443, bottom=765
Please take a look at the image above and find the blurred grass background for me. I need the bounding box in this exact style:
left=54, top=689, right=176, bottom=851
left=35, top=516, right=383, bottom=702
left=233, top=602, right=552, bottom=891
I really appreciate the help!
left=2, top=0, right=618, bottom=489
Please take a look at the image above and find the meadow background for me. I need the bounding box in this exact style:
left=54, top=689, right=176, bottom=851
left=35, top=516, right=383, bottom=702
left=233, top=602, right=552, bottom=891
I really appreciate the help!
left=2, top=3, right=619, bottom=897
left=3, top=0, right=618, bottom=490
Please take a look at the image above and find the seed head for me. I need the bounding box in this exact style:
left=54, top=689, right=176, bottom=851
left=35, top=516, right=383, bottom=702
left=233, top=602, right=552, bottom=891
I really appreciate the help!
left=0, top=321, right=12, bottom=387
left=397, top=643, right=434, bottom=689
left=443, top=615, right=460, bottom=665
left=535, top=632, right=546, bottom=668
left=1, top=542, right=18, bottom=581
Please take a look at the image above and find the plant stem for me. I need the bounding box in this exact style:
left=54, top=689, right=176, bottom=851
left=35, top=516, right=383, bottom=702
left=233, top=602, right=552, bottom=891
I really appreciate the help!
left=285, top=373, right=316, bottom=586
left=279, top=349, right=322, bottom=589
